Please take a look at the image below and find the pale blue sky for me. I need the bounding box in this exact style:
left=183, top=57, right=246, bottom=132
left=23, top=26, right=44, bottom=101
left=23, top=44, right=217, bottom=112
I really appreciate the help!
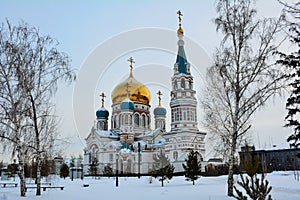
left=0, top=0, right=294, bottom=159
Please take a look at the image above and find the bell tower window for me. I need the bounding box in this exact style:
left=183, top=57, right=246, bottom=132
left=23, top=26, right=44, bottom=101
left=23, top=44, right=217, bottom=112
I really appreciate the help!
left=181, top=78, right=185, bottom=89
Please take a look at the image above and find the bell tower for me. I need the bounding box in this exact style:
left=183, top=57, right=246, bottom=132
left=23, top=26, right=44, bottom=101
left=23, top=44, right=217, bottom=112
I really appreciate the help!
left=166, top=11, right=206, bottom=172
left=170, top=10, right=199, bottom=133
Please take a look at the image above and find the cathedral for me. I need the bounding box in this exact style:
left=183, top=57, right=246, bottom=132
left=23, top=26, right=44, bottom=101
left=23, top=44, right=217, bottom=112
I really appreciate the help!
left=83, top=11, right=206, bottom=175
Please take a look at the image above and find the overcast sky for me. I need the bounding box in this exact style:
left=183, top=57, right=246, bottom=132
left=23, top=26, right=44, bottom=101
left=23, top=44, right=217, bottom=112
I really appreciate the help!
left=0, top=0, right=296, bottom=159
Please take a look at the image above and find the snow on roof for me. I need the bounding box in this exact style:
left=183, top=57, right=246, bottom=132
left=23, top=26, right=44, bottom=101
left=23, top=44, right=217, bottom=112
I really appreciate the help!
left=95, top=129, right=119, bottom=137
left=132, top=140, right=147, bottom=147
left=106, top=140, right=122, bottom=147
left=254, top=145, right=291, bottom=152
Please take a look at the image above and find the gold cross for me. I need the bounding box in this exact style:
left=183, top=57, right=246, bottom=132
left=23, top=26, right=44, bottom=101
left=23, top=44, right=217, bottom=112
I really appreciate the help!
left=128, top=56, right=135, bottom=72
left=157, top=90, right=162, bottom=106
left=177, top=10, right=183, bottom=23
left=100, top=92, right=106, bottom=107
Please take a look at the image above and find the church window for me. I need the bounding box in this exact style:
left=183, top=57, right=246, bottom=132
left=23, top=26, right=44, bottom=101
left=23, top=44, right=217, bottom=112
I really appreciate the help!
left=147, top=115, right=151, bottom=128
left=119, top=114, right=122, bottom=126
left=187, top=109, right=191, bottom=121
left=142, top=114, right=146, bottom=128
left=111, top=116, right=114, bottom=128
left=109, top=154, right=113, bottom=162
left=181, top=78, right=185, bottom=89
left=134, top=113, right=139, bottom=127
left=189, top=79, right=192, bottom=89
left=173, top=151, right=178, bottom=160
left=178, top=108, right=182, bottom=121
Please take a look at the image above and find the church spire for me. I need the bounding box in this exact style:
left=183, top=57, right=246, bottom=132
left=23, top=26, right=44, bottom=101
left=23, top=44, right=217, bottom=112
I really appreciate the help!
left=174, top=10, right=190, bottom=75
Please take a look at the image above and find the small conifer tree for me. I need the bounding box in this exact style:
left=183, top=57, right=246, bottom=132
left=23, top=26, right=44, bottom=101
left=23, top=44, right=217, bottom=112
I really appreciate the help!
left=88, top=160, right=99, bottom=178
left=103, top=164, right=113, bottom=176
left=150, top=151, right=174, bottom=187
left=182, top=150, right=202, bottom=185
left=234, top=145, right=272, bottom=200
left=60, top=163, right=69, bottom=179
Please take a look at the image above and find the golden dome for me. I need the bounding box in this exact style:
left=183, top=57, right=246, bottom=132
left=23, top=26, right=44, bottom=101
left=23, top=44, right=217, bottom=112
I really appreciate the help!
left=111, top=73, right=151, bottom=105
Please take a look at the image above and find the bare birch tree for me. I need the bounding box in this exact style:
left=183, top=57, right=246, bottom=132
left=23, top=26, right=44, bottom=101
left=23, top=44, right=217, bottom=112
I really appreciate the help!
left=202, top=0, right=285, bottom=196
left=0, top=19, right=75, bottom=196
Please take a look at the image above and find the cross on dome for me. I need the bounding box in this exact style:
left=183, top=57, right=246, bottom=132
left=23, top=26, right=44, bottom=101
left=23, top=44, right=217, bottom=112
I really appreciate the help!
left=177, top=10, right=183, bottom=23
left=177, top=10, right=184, bottom=35
left=128, top=56, right=135, bottom=77
left=157, top=90, right=162, bottom=106
left=100, top=92, right=106, bottom=108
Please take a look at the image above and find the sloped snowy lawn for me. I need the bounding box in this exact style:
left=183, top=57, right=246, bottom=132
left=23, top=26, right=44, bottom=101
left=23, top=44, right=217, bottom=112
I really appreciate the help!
left=1, top=171, right=300, bottom=200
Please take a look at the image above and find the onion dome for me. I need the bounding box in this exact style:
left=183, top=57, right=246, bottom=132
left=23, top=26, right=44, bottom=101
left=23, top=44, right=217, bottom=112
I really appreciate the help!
left=96, top=107, right=109, bottom=119
left=111, top=57, right=151, bottom=105
left=120, top=98, right=134, bottom=111
left=154, top=106, right=167, bottom=116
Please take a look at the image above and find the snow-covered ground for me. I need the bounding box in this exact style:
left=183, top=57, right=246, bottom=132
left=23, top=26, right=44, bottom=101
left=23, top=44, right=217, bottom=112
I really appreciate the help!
left=1, top=171, right=300, bottom=200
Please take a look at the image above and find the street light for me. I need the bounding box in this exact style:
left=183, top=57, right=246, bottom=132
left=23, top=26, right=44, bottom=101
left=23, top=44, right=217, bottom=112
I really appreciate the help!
left=138, top=142, right=141, bottom=179
left=116, top=153, right=119, bottom=187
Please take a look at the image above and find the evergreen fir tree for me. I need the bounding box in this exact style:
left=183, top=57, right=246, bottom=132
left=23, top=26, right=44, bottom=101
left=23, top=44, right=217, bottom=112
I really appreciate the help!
left=277, top=1, right=300, bottom=148
left=103, top=164, right=113, bottom=176
left=88, top=159, right=99, bottom=178
left=150, top=151, right=174, bottom=187
left=182, top=150, right=201, bottom=185
left=60, top=163, right=69, bottom=179
left=234, top=145, right=272, bottom=200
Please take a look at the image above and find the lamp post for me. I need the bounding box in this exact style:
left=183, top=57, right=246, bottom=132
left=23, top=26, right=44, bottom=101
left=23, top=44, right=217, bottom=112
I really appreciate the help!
left=116, top=154, right=119, bottom=187
left=138, top=142, right=141, bottom=179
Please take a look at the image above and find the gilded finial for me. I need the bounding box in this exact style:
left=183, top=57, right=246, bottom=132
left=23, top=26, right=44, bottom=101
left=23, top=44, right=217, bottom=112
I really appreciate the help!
left=100, top=92, right=106, bottom=108
left=157, top=90, right=162, bottom=106
left=177, top=10, right=184, bottom=35
left=128, top=56, right=135, bottom=77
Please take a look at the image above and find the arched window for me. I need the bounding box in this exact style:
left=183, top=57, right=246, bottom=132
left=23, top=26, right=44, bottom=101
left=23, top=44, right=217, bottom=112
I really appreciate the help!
left=91, top=145, right=98, bottom=162
left=111, top=116, right=115, bottom=129
left=125, top=115, right=129, bottom=124
left=119, top=114, right=122, bottom=126
left=183, top=112, right=187, bottom=121
left=142, top=114, right=146, bottom=128
left=147, top=115, right=151, bottom=128
left=134, top=113, right=139, bottom=127
left=181, top=78, right=185, bottom=89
